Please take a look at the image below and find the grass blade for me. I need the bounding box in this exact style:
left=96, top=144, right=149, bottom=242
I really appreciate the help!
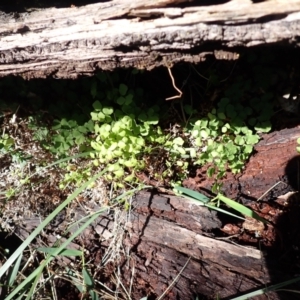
left=83, top=267, right=93, bottom=288
left=4, top=180, right=148, bottom=299
left=204, top=203, right=246, bottom=221
left=7, top=252, right=22, bottom=286
left=217, top=194, right=269, bottom=224
left=37, top=248, right=82, bottom=257
left=231, top=276, right=300, bottom=300
left=0, top=168, right=107, bottom=280
left=174, top=186, right=210, bottom=203
left=5, top=206, right=107, bottom=300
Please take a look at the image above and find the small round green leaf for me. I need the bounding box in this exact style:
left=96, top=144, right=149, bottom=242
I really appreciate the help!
left=117, top=96, right=126, bottom=105
left=195, top=137, right=202, bottom=146
left=92, top=100, right=102, bottom=111
left=102, top=107, right=114, bottom=115
left=192, top=129, right=199, bottom=137
left=124, top=94, right=133, bottom=105
left=200, top=130, right=209, bottom=139
left=119, top=83, right=128, bottom=96
left=173, top=137, right=185, bottom=146
left=190, top=148, right=196, bottom=157
left=217, top=112, right=226, bottom=120
left=114, top=169, right=125, bottom=178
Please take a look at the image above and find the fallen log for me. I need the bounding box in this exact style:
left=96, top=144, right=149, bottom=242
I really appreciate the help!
left=0, top=0, right=300, bottom=78
left=14, top=187, right=296, bottom=299
left=18, top=192, right=272, bottom=299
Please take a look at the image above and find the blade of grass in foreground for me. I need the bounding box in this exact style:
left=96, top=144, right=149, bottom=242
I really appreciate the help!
left=173, top=186, right=210, bottom=203
left=217, top=194, right=270, bottom=224
left=174, top=186, right=245, bottom=220
left=174, top=186, right=269, bottom=223
left=230, top=276, right=300, bottom=300
left=0, top=168, right=108, bottom=280
left=204, top=203, right=246, bottom=221
left=7, top=207, right=107, bottom=300
left=37, top=248, right=82, bottom=257
left=7, top=252, right=22, bottom=287
left=10, top=181, right=146, bottom=300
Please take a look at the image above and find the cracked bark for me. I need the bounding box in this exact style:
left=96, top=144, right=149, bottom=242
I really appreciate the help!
left=16, top=191, right=284, bottom=299
left=0, top=0, right=300, bottom=79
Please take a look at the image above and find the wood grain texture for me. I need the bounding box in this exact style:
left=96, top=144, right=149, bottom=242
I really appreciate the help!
left=14, top=191, right=287, bottom=299
left=0, top=0, right=299, bottom=78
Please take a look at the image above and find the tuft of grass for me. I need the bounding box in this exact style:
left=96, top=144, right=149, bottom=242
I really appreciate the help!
left=0, top=165, right=150, bottom=299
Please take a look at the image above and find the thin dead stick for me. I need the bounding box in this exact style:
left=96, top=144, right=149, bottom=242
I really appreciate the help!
left=157, top=256, right=191, bottom=300
left=166, top=67, right=183, bottom=101
left=257, top=181, right=287, bottom=201
left=129, top=257, right=135, bottom=296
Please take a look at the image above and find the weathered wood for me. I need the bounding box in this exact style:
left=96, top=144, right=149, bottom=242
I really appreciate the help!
left=14, top=191, right=291, bottom=299
left=1, top=0, right=300, bottom=79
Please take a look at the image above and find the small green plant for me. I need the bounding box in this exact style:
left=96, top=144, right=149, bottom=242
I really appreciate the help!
left=59, top=165, right=92, bottom=189
left=187, top=96, right=272, bottom=179
left=89, top=77, right=190, bottom=186
left=28, top=116, right=49, bottom=142
left=248, top=93, right=274, bottom=133
left=49, top=118, right=94, bottom=156
left=24, top=69, right=275, bottom=189
left=0, top=133, right=30, bottom=168
left=5, top=187, right=16, bottom=199
left=29, top=114, right=93, bottom=157
left=0, top=133, right=14, bottom=154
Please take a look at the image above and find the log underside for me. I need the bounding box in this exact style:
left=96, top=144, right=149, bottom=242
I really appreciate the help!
left=14, top=127, right=300, bottom=299
left=0, top=0, right=300, bottom=79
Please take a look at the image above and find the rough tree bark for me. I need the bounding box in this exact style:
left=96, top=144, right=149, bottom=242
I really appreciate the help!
left=15, top=191, right=280, bottom=299
left=0, top=0, right=300, bottom=79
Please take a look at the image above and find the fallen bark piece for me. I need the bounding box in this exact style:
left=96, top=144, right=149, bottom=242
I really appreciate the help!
left=123, top=192, right=287, bottom=299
